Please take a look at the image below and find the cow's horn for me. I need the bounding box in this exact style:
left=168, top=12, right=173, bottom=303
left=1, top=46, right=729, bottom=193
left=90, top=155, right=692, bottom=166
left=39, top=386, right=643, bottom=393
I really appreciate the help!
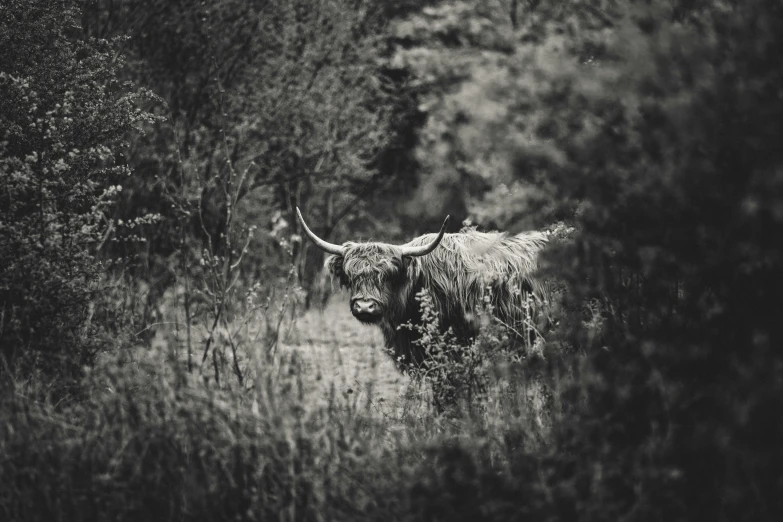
left=398, top=216, right=450, bottom=257
left=296, top=207, right=345, bottom=256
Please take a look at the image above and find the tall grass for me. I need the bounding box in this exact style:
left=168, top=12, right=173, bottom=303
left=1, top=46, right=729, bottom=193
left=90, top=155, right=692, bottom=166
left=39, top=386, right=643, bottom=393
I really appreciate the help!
left=0, top=292, right=561, bottom=522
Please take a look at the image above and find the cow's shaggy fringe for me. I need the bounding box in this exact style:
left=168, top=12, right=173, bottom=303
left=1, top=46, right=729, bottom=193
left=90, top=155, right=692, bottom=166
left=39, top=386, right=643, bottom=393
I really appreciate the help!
left=327, top=229, right=549, bottom=369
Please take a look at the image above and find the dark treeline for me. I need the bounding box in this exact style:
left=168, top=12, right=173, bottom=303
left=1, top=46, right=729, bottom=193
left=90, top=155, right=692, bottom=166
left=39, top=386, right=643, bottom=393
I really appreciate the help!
left=1, top=0, right=782, bottom=520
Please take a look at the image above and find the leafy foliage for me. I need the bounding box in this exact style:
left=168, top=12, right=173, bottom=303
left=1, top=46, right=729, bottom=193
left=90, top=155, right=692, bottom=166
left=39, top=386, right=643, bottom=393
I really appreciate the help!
left=82, top=0, right=424, bottom=301
left=543, top=4, right=783, bottom=518
left=0, top=0, right=155, bottom=378
left=403, top=287, right=551, bottom=413
left=458, top=1, right=783, bottom=519
left=388, top=1, right=783, bottom=518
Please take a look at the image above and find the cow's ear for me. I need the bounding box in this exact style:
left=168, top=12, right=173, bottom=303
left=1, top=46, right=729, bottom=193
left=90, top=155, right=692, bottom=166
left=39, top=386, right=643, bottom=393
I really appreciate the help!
left=325, top=255, right=348, bottom=286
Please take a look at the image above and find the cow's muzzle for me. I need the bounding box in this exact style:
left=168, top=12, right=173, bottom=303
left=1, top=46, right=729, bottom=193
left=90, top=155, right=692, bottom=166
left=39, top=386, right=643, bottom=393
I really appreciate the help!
left=351, top=298, right=381, bottom=324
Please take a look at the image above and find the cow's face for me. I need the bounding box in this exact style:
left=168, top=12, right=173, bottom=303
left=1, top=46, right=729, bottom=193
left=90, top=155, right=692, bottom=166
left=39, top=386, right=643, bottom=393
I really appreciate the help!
left=295, top=207, right=449, bottom=324
left=326, top=244, right=409, bottom=324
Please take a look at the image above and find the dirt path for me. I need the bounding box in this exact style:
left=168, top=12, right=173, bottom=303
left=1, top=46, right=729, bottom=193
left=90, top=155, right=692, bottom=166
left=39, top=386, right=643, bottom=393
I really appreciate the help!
left=279, top=295, right=429, bottom=417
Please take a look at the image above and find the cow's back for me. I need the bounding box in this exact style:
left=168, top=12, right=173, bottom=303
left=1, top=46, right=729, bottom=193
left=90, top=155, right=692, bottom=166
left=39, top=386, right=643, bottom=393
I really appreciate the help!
left=405, top=230, right=548, bottom=332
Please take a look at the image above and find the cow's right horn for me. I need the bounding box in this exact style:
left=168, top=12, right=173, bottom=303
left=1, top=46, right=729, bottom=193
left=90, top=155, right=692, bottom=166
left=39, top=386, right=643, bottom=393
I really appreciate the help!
left=398, top=216, right=450, bottom=257
left=296, top=207, right=345, bottom=256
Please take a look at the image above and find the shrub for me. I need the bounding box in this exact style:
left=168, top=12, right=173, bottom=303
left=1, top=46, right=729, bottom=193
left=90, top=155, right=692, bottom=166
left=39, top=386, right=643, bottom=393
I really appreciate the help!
left=0, top=0, right=155, bottom=380
left=402, top=287, right=558, bottom=421
left=512, top=2, right=783, bottom=519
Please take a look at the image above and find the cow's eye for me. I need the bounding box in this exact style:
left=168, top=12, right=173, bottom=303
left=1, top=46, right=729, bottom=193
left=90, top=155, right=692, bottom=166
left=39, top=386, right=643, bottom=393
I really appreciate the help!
left=390, top=257, right=407, bottom=278
left=385, top=264, right=404, bottom=284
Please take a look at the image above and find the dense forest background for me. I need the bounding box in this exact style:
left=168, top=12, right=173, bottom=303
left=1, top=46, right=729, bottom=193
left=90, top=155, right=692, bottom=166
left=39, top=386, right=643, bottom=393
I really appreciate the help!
left=2, top=0, right=782, bottom=520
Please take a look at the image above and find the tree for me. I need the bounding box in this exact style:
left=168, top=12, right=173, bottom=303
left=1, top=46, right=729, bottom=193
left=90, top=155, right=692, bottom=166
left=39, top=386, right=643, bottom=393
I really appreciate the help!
left=83, top=0, right=423, bottom=303
left=0, top=0, right=154, bottom=378
left=388, top=0, right=783, bottom=517
left=506, top=2, right=783, bottom=519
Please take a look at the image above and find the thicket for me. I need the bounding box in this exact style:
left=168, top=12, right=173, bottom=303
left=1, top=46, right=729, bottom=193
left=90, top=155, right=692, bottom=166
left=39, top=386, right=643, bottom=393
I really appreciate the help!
left=415, top=0, right=783, bottom=519
left=540, top=2, right=783, bottom=518
left=80, top=0, right=433, bottom=311
left=399, top=1, right=783, bottom=518
left=0, top=0, right=156, bottom=382
left=1, top=1, right=782, bottom=521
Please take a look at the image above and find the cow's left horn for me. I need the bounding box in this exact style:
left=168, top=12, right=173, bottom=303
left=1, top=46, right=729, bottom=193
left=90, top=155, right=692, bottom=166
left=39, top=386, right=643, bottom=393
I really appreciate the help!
left=296, top=207, right=345, bottom=256
left=398, top=216, right=450, bottom=257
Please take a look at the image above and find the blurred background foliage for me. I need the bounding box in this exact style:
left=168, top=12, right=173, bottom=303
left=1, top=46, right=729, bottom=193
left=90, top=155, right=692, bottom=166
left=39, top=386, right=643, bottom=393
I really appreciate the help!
left=2, top=0, right=782, bottom=520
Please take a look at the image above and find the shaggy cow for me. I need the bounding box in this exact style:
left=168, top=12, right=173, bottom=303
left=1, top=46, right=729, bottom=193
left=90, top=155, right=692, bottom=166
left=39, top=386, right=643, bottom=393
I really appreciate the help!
left=296, top=208, right=549, bottom=369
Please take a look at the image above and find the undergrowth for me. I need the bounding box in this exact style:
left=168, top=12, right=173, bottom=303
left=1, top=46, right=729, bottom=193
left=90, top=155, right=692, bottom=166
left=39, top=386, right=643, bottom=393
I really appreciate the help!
left=0, top=291, right=562, bottom=522
left=402, top=288, right=560, bottom=427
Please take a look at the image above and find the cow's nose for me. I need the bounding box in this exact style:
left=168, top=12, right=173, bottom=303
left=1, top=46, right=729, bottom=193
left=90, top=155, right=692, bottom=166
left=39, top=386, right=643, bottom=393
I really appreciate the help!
left=352, top=299, right=378, bottom=315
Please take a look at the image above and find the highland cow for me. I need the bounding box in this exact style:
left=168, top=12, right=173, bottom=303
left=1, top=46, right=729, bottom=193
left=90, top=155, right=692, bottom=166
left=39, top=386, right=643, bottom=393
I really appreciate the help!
left=296, top=207, right=549, bottom=370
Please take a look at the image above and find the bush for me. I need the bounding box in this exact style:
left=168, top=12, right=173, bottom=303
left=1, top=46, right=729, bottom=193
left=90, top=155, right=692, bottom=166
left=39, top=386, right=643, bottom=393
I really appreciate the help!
left=401, top=287, right=558, bottom=425
left=510, top=2, right=783, bottom=519
left=0, top=0, right=155, bottom=380
left=403, top=1, right=783, bottom=518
